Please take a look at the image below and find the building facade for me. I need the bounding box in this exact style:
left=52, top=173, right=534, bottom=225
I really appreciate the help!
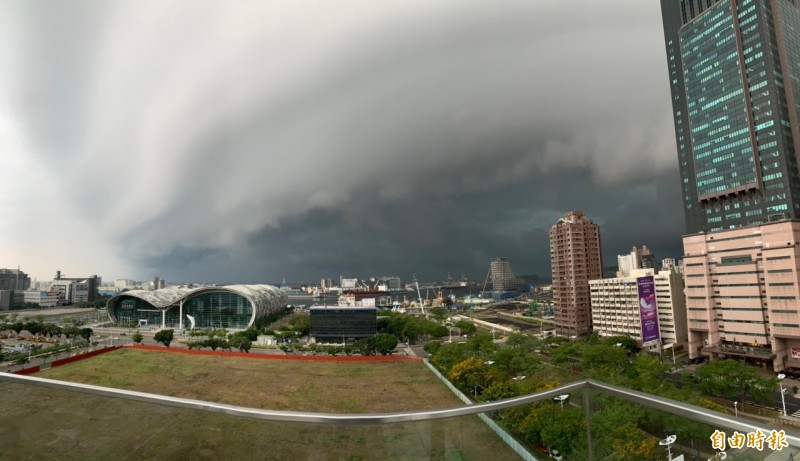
left=23, top=290, right=59, bottom=308
left=617, top=246, right=642, bottom=278
left=106, top=284, right=287, bottom=330
left=661, top=0, right=800, bottom=233
left=590, top=268, right=688, bottom=352
left=309, top=307, right=377, bottom=341
left=489, top=257, right=522, bottom=292
left=550, top=210, right=604, bottom=337
left=0, top=268, right=30, bottom=291
left=683, top=220, right=800, bottom=371
left=655, top=266, right=689, bottom=348
left=53, top=271, right=102, bottom=302
left=0, top=290, right=24, bottom=311
left=48, top=280, right=89, bottom=304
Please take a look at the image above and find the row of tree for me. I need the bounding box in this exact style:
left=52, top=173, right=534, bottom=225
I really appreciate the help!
left=377, top=311, right=450, bottom=342
left=426, top=331, right=756, bottom=460
left=1, top=320, right=93, bottom=342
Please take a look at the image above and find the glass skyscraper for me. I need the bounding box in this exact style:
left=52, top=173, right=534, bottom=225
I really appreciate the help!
left=661, top=0, right=800, bottom=233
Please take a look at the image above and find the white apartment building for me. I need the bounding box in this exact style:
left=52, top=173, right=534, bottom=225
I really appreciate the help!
left=590, top=267, right=687, bottom=352
left=617, top=247, right=642, bottom=278
left=23, top=290, right=59, bottom=307
left=114, top=279, right=138, bottom=289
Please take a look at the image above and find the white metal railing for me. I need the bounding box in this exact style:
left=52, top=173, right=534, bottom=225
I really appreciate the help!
left=2, top=371, right=800, bottom=459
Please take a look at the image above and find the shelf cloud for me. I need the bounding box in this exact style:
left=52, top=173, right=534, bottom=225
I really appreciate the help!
left=0, top=0, right=683, bottom=283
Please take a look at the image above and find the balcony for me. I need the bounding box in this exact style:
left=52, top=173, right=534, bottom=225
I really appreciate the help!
left=2, top=370, right=799, bottom=460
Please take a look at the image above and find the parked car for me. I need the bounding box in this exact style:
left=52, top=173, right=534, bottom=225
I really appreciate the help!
left=550, top=448, right=563, bottom=461
left=781, top=370, right=800, bottom=380
left=535, top=442, right=549, bottom=454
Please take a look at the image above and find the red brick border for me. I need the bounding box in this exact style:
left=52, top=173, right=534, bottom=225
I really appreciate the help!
left=12, top=366, right=40, bottom=375
left=12, top=346, right=123, bottom=375
left=50, top=346, right=124, bottom=367
left=128, top=344, right=423, bottom=362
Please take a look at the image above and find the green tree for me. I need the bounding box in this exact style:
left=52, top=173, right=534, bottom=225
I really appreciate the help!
left=202, top=337, right=227, bottom=351
left=62, top=326, right=80, bottom=339
left=695, top=359, right=777, bottom=404
left=289, top=313, right=311, bottom=335
left=374, top=333, right=399, bottom=356
left=43, top=323, right=62, bottom=338
left=481, top=381, right=519, bottom=401
left=427, top=324, right=449, bottom=338
left=626, top=353, right=672, bottom=394
left=229, top=335, right=252, bottom=353
left=603, top=335, right=638, bottom=353
left=454, top=320, right=477, bottom=335
left=154, top=329, right=174, bottom=348
left=79, top=328, right=94, bottom=342
left=353, top=337, right=376, bottom=356
left=449, top=357, right=490, bottom=397
left=520, top=404, right=584, bottom=456
left=580, top=344, right=628, bottom=377
left=61, top=317, right=76, bottom=327
left=240, top=327, right=260, bottom=341
left=430, top=341, right=468, bottom=374
left=609, top=423, right=663, bottom=461
left=429, top=307, right=448, bottom=321
left=132, top=330, right=144, bottom=344
left=423, top=341, right=442, bottom=356
left=26, top=321, right=45, bottom=336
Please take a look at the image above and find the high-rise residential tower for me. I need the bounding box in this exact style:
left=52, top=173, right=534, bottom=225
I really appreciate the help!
left=488, top=257, right=522, bottom=292
left=549, top=211, right=603, bottom=337
left=661, top=0, right=800, bottom=232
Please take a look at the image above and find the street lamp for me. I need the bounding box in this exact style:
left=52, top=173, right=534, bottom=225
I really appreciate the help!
left=734, top=401, right=738, bottom=417
left=778, top=373, right=788, bottom=417
left=554, top=394, right=569, bottom=410
left=659, top=434, right=677, bottom=461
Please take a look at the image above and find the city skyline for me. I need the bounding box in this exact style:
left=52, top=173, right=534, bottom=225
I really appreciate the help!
left=1, top=1, right=683, bottom=284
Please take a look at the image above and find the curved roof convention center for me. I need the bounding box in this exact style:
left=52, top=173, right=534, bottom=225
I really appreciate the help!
left=106, top=284, right=287, bottom=330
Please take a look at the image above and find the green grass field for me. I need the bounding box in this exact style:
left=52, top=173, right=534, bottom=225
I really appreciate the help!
left=0, top=349, right=520, bottom=460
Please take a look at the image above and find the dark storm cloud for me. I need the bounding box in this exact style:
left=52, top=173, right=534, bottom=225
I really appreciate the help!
left=2, top=1, right=683, bottom=282
left=197, top=168, right=685, bottom=284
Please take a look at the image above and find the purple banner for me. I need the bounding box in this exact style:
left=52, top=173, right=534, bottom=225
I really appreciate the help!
left=637, top=275, right=660, bottom=343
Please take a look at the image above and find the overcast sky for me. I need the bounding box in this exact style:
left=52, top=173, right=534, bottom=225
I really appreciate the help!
left=0, top=1, right=683, bottom=285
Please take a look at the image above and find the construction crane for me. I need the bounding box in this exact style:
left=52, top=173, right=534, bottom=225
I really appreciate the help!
left=480, top=267, right=491, bottom=298
left=413, top=275, right=425, bottom=316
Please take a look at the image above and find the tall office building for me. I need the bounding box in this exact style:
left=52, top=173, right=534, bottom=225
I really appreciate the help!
left=0, top=268, right=31, bottom=291
left=661, top=0, right=800, bottom=232
left=550, top=211, right=603, bottom=337
left=663, top=1, right=800, bottom=370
